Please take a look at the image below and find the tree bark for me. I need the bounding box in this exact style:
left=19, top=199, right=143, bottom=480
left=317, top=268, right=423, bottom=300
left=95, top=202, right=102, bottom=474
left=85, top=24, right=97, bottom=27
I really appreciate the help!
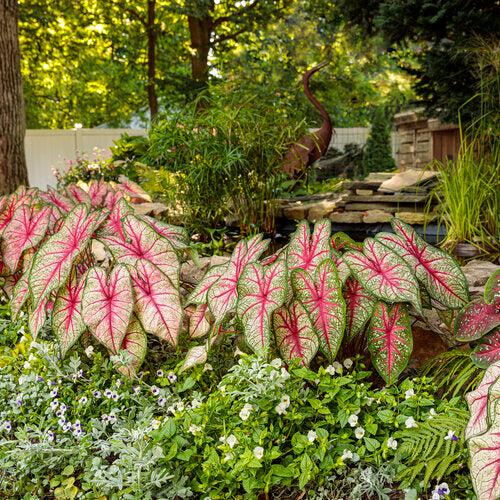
left=188, top=14, right=212, bottom=84
left=0, top=0, right=28, bottom=194
left=147, top=0, right=158, bottom=119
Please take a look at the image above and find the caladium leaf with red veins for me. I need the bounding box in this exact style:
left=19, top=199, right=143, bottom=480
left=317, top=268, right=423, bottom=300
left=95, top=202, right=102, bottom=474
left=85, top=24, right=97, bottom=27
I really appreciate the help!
left=117, top=175, right=152, bottom=202
left=11, top=271, right=30, bottom=320
left=274, top=301, right=318, bottom=365
left=104, top=190, right=124, bottom=211
left=484, top=270, right=500, bottom=307
left=101, top=215, right=179, bottom=285
left=189, top=303, right=212, bottom=338
left=468, top=416, right=500, bottom=500
left=180, top=344, right=208, bottom=373
left=1, top=205, right=51, bottom=272
left=288, top=219, right=331, bottom=272
left=261, top=246, right=286, bottom=267
left=292, top=260, right=345, bottom=361
left=39, top=188, right=73, bottom=214
left=52, top=274, right=86, bottom=356
left=465, top=361, right=500, bottom=440
left=237, top=261, right=287, bottom=356
left=187, top=263, right=227, bottom=305
left=0, top=195, right=23, bottom=235
left=101, top=197, right=132, bottom=239
left=65, top=184, right=91, bottom=205
left=331, top=232, right=362, bottom=252
left=208, top=236, right=269, bottom=321
left=115, top=316, right=148, bottom=378
left=29, top=296, right=50, bottom=339
left=367, top=302, right=412, bottom=384
left=472, top=330, right=500, bottom=368
left=88, top=179, right=111, bottom=207
left=344, top=238, right=421, bottom=312
left=455, top=303, right=500, bottom=342
left=29, top=205, right=106, bottom=308
left=82, top=264, right=134, bottom=353
left=343, top=277, right=377, bottom=341
left=331, top=250, right=350, bottom=284
left=130, top=260, right=182, bottom=346
left=377, top=219, right=469, bottom=309
left=144, top=216, right=188, bottom=250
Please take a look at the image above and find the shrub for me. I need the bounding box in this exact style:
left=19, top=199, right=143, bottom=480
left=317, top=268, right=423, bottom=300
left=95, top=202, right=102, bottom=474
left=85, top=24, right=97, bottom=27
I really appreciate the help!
left=362, top=107, right=396, bottom=176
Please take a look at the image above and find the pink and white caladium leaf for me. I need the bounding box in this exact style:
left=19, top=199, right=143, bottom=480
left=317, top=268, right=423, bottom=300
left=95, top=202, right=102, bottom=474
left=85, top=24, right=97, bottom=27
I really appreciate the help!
left=208, top=235, right=269, bottom=321
left=468, top=413, right=500, bottom=500
left=367, top=302, right=412, bottom=385
left=129, top=260, right=182, bottom=346
left=376, top=219, right=469, bottom=309
left=292, top=259, right=345, bottom=361
left=39, top=187, right=73, bottom=214
left=0, top=194, right=25, bottom=235
left=331, top=232, right=362, bottom=253
left=52, top=273, right=86, bottom=356
left=472, top=330, right=500, bottom=368
left=180, top=344, right=208, bottom=373
left=101, top=215, right=179, bottom=285
left=117, top=175, right=152, bottom=202
left=484, top=270, right=500, bottom=307
left=331, top=250, right=350, bottom=284
left=144, top=216, right=188, bottom=250
left=187, top=263, right=228, bottom=305
left=344, top=238, right=421, bottom=313
left=189, top=303, right=212, bottom=338
left=1, top=205, right=51, bottom=272
left=29, top=296, right=51, bottom=339
left=115, top=316, right=148, bottom=378
left=29, top=205, right=107, bottom=308
left=237, top=261, right=287, bottom=356
left=455, top=302, right=500, bottom=342
left=274, top=301, right=319, bottom=365
left=11, top=270, right=30, bottom=320
left=465, top=361, right=500, bottom=440
left=343, top=277, right=377, bottom=341
left=88, top=179, right=111, bottom=207
left=65, top=184, right=91, bottom=205
left=82, top=264, right=134, bottom=353
left=101, top=197, right=132, bottom=239
left=288, top=219, right=331, bottom=272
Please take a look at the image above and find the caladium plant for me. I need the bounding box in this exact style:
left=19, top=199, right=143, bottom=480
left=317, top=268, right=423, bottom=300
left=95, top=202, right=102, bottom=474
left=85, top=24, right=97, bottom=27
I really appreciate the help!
left=0, top=180, right=187, bottom=377
left=455, top=270, right=500, bottom=368
left=186, top=217, right=468, bottom=383
left=465, top=362, right=500, bottom=500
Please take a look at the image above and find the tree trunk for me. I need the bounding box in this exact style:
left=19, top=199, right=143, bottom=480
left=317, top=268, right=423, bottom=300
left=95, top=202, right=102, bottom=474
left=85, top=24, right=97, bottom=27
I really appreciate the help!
left=188, top=14, right=212, bottom=84
left=0, top=0, right=28, bottom=194
left=147, top=0, right=158, bottom=119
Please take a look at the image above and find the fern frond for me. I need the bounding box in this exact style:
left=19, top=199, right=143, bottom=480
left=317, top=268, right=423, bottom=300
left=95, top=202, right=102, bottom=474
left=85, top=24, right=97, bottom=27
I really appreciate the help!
left=395, top=410, right=469, bottom=488
left=421, top=349, right=484, bottom=397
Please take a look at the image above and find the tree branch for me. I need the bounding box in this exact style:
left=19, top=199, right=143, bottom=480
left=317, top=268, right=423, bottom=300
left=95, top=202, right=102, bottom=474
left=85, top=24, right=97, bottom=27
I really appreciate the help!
left=212, top=0, right=259, bottom=29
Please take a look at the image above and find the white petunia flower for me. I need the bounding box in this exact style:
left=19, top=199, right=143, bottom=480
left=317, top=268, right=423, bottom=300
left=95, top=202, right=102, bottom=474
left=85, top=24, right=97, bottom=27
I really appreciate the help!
left=307, top=430, right=317, bottom=443
left=405, top=388, right=415, bottom=399
left=133, top=386, right=141, bottom=394
left=226, top=434, right=238, bottom=449
left=343, top=358, right=353, bottom=369
left=239, top=403, right=253, bottom=421
left=354, top=427, right=365, bottom=439
left=188, top=424, right=201, bottom=435
left=203, top=363, right=213, bottom=372
left=405, top=416, right=418, bottom=428
left=224, top=452, right=233, bottom=462
left=348, top=414, right=358, bottom=427
left=444, top=430, right=458, bottom=441
left=253, top=446, right=264, bottom=460
left=387, top=437, right=398, bottom=450
left=151, top=419, right=161, bottom=430
left=332, top=361, right=342, bottom=372
left=50, top=400, right=59, bottom=410
left=167, top=372, right=177, bottom=383
left=191, top=399, right=202, bottom=409
left=275, top=402, right=287, bottom=415
left=84, top=345, right=94, bottom=358
left=325, top=365, right=336, bottom=375
left=341, top=449, right=353, bottom=461
left=428, top=408, right=437, bottom=419
left=270, top=358, right=282, bottom=369
left=158, top=397, right=167, bottom=407
left=280, top=367, right=290, bottom=380
left=79, top=396, right=88, bottom=405
left=280, top=395, right=290, bottom=408
left=150, top=386, right=160, bottom=396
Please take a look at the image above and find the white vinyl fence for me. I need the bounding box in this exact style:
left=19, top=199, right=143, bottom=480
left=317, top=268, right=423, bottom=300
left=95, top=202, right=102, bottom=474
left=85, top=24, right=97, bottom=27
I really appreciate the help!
left=25, top=127, right=398, bottom=188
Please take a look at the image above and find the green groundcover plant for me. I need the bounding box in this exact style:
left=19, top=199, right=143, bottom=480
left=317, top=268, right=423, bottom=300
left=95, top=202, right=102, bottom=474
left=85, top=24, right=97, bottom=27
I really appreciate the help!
left=0, top=310, right=474, bottom=499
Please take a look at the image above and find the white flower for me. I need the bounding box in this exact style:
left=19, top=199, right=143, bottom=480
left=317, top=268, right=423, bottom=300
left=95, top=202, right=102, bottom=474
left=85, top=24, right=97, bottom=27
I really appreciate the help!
left=59, top=404, right=67, bottom=413
left=325, top=365, right=336, bottom=375
left=341, top=449, right=353, bottom=461
left=239, top=403, right=253, bottom=421
left=151, top=419, right=161, bottom=430
left=444, top=430, right=458, bottom=441
left=365, top=397, right=375, bottom=406
left=343, top=358, right=353, bottom=369
left=158, top=397, right=167, bottom=407
left=405, top=388, right=415, bottom=399
left=50, top=400, right=59, bottom=410
left=84, top=345, right=94, bottom=358
left=226, top=434, right=238, bottom=449
left=175, top=401, right=185, bottom=412
left=74, top=123, right=83, bottom=130
left=352, top=452, right=360, bottom=462
left=151, top=386, right=160, bottom=396
left=79, top=396, right=88, bottom=405
left=50, top=389, right=58, bottom=398
left=280, top=367, right=290, bottom=380
left=108, top=413, right=116, bottom=424
left=253, top=446, right=264, bottom=460
left=354, top=427, right=365, bottom=439
left=93, top=390, right=101, bottom=398
left=348, top=414, right=358, bottom=427
left=167, top=372, right=177, bottom=383
left=270, top=358, right=282, bottom=369
left=133, top=386, right=141, bottom=394
left=191, top=399, right=202, bottom=409
left=189, top=424, right=201, bottom=435
left=23, top=361, right=31, bottom=369
left=432, top=482, right=450, bottom=498
left=3, top=421, right=12, bottom=432
left=47, top=430, right=55, bottom=442
left=387, top=437, right=398, bottom=450
left=307, top=430, right=317, bottom=443
left=157, top=370, right=164, bottom=377
left=332, top=361, right=342, bottom=372
left=275, top=402, right=287, bottom=415
left=405, top=416, right=418, bottom=428
left=224, top=452, right=233, bottom=462
left=105, top=389, right=113, bottom=398
left=429, top=408, right=437, bottom=419
left=280, top=395, right=290, bottom=408
left=115, top=379, right=122, bottom=388
left=203, top=363, right=213, bottom=372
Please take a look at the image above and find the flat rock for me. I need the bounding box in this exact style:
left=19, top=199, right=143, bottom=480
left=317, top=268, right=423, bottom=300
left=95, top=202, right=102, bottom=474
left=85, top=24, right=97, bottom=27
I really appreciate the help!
left=283, top=201, right=317, bottom=220
left=345, top=203, right=397, bottom=212
left=362, top=209, right=392, bottom=223
left=330, top=211, right=364, bottom=223
left=462, top=260, right=500, bottom=288
left=347, top=194, right=428, bottom=203
left=308, top=199, right=341, bottom=221
left=395, top=211, right=436, bottom=225
left=378, top=169, right=438, bottom=193
left=356, top=189, right=373, bottom=196
left=365, top=172, right=396, bottom=181
left=133, top=202, right=169, bottom=216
